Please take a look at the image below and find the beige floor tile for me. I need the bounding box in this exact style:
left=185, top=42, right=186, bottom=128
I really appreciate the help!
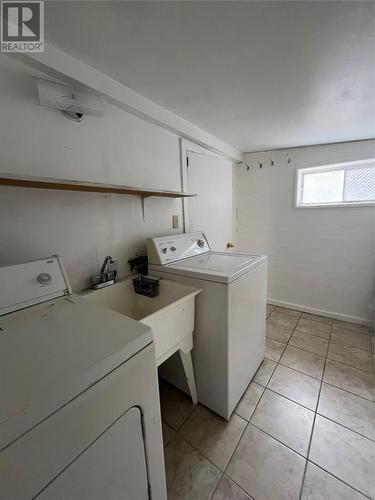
left=164, top=434, right=221, bottom=500
left=235, top=381, right=264, bottom=421
left=268, top=310, right=300, bottom=329
left=294, top=327, right=330, bottom=341
left=332, top=320, right=372, bottom=336
left=328, top=340, right=374, bottom=373
left=179, top=405, right=247, bottom=470
left=318, top=383, right=375, bottom=441
left=159, top=379, right=195, bottom=430
left=226, top=424, right=305, bottom=500
left=268, top=364, right=321, bottom=410
left=301, top=313, right=332, bottom=326
left=250, top=389, right=314, bottom=456
left=280, top=345, right=325, bottom=379
left=266, top=323, right=294, bottom=343
left=274, top=307, right=302, bottom=317
left=323, top=360, right=374, bottom=401
left=295, top=317, right=331, bottom=338
left=212, top=476, right=252, bottom=500
left=162, top=421, right=175, bottom=447
left=309, top=415, right=375, bottom=498
left=252, top=359, right=277, bottom=386
left=265, top=338, right=286, bottom=362
left=301, top=462, right=367, bottom=500
left=266, top=304, right=276, bottom=318
left=289, top=330, right=328, bottom=357
left=330, top=329, right=372, bottom=352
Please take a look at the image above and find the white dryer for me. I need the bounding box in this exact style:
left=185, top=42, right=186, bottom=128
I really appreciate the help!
left=148, top=232, right=268, bottom=420
left=0, top=256, right=166, bottom=500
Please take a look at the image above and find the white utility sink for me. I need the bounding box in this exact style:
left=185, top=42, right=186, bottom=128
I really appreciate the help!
left=81, top=276, right=201, bottom=403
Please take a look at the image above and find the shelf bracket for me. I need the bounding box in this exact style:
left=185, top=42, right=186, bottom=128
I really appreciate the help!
left=141, top=196, right=146, bottom=223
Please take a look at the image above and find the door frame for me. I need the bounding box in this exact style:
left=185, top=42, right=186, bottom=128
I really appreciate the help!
left=180, top=138, right=223, bottom=233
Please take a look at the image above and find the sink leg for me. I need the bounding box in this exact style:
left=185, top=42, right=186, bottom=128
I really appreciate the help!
left=179, top=349, right=198, bottom=405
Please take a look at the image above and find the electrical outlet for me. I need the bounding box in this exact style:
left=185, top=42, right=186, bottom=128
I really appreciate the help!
left=172, top=215, right=179, bottom=229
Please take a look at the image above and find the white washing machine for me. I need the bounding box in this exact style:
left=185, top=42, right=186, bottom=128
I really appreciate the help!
left=0, top=256, right=166, bottom=500
left=148, top=232, right=267, bottom=420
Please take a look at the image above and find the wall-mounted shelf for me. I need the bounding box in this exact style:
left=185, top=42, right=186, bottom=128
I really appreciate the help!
left=0, top=173, right=197, bottom=199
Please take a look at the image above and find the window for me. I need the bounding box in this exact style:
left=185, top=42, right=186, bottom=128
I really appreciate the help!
left=295, top=159, right=375, bottom=208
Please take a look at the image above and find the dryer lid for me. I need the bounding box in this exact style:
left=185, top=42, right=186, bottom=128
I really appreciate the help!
left=155, top=252, right=267, bottom=284
left=172, top=252, right=257, bottom=273
left=0, top=295, right=152, bottom=448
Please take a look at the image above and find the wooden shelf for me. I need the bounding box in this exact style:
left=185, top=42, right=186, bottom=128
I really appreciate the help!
left=0, top=173, right=196, bottom=199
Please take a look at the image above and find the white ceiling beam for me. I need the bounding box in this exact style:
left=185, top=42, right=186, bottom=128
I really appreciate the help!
left=11, top=44, right=242, bottom=161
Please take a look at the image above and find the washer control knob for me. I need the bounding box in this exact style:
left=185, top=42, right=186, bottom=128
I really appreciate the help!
left=170, top=246, right=176, bottom=252
left=161, top=248, right=168, bottom=254
left=38, top=273, right=52, bottom=285
left=197, top=239, right=205, bottom=248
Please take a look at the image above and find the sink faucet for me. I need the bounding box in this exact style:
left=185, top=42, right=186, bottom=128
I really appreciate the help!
left=100, top=256, right=114, bottom=282
left=90, top=256, right=118, bottom=289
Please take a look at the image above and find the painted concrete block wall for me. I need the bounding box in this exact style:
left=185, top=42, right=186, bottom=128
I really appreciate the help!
left=237, top=140, right=375, bottom=324
left=0, top=55, right=183, bottom=291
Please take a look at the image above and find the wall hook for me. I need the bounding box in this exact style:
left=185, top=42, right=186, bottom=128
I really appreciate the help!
left=287, top=154, right=291, bottom=164
left=270, top=158, right=274, bottom=166
left=237, top=161, right=251, bottom=171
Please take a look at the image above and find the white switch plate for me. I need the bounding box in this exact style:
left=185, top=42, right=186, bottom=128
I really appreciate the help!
left=172, top=215, right=179, bottom=229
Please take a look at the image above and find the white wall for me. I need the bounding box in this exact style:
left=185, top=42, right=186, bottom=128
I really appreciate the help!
left=0, top=55, right=184, bottom=291
left=237, top=140, right=375, bottom=324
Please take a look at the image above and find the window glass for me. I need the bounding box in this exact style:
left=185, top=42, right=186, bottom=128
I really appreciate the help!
left=296, top=160, right=375, bottom=207
left=302, top=170, right=344, bottom=204
left=344, top=167, right=375, bottom=202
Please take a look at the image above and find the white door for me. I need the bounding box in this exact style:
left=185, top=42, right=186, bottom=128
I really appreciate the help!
left=186, top=151, right=234, bottom=251
left=35, top=407, right=149, bottom=500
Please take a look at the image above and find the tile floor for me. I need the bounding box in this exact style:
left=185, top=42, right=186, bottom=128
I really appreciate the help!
left=160, top=305, right=375, bottom=500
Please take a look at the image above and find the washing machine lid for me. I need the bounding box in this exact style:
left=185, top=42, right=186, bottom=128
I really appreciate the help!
left=0, top=295, right=152, bottom=449
left=155, top=252, right=267, bottom=284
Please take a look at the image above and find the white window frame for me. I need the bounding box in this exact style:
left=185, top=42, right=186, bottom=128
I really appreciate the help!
left=294, top=158, right=375, bottom=208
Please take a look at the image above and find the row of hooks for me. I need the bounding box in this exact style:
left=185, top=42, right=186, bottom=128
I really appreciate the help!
left=238, top=153, right=292, bottom=171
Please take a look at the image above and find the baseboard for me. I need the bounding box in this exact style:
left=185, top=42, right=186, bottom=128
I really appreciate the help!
left=267, top=298, right=373, bottom=327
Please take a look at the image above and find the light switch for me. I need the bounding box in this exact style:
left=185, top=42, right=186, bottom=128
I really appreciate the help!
left=172, top=215, right=179, bottom=229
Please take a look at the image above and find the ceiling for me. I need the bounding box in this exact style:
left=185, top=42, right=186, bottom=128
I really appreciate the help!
left=45, top=1, right=375, bottom=152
